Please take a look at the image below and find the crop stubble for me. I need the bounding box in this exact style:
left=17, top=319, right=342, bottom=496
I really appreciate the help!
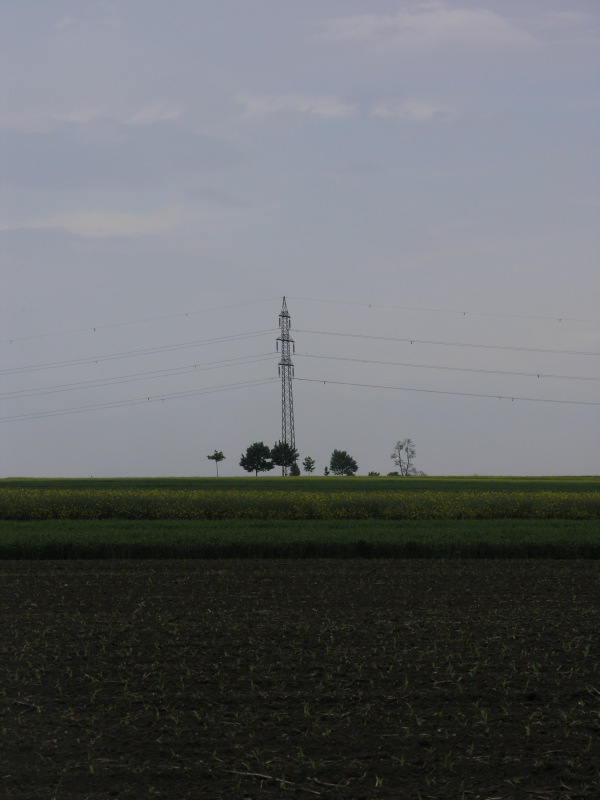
left=1, top=560, right=598, bottom=799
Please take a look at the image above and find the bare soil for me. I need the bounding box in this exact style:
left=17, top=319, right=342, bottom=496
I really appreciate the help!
left=1, top=560, right=598, bottom=799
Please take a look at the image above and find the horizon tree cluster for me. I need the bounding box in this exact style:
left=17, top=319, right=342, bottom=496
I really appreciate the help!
left=207, top=437, right=422, bottom=477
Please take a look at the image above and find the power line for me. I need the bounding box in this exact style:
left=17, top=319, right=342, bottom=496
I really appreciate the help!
left=1, top=297, right=280, bottom=344
left=289, top=296, right=600, bottom=324
left=295, top=377, right=600, bottom=406
left=0, top=330, right=277, bottom=376
left=0, top=354, right=275, bottom=400
left=295, top=329, right=600, bottom=357
left=4, top=293, right=596, bottom=347
left=0, top=378, right=277, bottom=423
left=296, top=353, right=600, bottom=382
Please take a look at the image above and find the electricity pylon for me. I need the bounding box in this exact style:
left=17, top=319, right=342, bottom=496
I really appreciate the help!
left=276, top=296, right=295, bottom=474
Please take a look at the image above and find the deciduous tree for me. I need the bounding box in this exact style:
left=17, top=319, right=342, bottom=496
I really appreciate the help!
left=270, top=441, right=299, bottom=476
left=302, top=456, right=315, bottom=474
left=206, top=450, right=225, bottom=477
left=329, top=449, right=358, bottom=476
left=391, top=438, right=424, bottom=476
left=240, top=442, right=274, bottom=476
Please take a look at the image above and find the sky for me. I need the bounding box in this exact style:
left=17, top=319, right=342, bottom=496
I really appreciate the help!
left=1, top=0, right=599, bottom=477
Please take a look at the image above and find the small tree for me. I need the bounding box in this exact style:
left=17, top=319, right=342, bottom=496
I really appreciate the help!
left=206, top=450, right=225, bottom=477
left=271, top=440, right=299, bottom=476
left=289, top=462, right=301, bottom=476
left=240, top=442, right=274, bottom=476
left=330, top=449, right=358, bottom=476
left=302, top=456, right=315, bottom=474
left=391, top=438, right=422, bottom=476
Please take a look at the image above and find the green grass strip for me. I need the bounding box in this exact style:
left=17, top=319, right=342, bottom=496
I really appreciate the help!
left=3, top=476, right=599, bottom=492
left=0, top=519, right=598, bottom=559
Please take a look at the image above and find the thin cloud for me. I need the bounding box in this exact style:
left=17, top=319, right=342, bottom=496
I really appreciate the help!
left=124, top=106, right=182, bottom=125
left=371, top=99, right=459, bottom=122
left=541, top=11, right=589, bottom=28
left=239, top=94, right=358, bottom=119
left=58, top=108, right=107, bottom=124
left=321, top=2, right=536, bottom=51
left=2, top=208, right=186, bottom=238
left=55, top=17, right=76, bottom=30
left=534, top=9, right=599, bottom=47
left=1, top=123, right=243, bottom=190
left=57, top=106, right=182, bottom=126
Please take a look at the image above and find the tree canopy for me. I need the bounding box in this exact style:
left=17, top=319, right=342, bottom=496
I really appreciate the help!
left=391, top=439, right=424, bottom=476
left=270, top=441, right=299, bottom=476
left=206, top=450, right=225, bottom=477
left=302, top=456, right=315, bottom=474
left=329, top=449, right=358, bottom=476
left=240, top=442, right=274, bottom=476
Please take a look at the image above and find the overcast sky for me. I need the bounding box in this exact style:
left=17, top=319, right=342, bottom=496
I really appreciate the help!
left=1, top=0, right=599, bottom=477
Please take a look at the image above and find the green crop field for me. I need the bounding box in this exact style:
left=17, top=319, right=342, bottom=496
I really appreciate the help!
left=1, top=476, right=598, bottom=558
left=0, top=518, right=598, bottom=559
left=2, top=475, right=598, bottom=492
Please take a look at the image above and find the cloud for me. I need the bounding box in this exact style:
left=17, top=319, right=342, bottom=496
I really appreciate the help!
left=0, top=122, right=243, bottom=190
left=370, top=99, right=458, bottom=121
left=57, top=106, right=182, bottom=126
left=57, top=108, right=108, bottom=124
left=55, top=17, right=76, bottom=30
left=239, top=94, right=357, bottom=119
left=541, top=11, right=589, bottom=28
left=124, top=106, right=182, bottom=125
left=321, top=2, right=536, bottom=51
left=1, top=208, right=186, bottom=238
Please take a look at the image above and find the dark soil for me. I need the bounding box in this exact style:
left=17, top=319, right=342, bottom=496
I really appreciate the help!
left=1, top=560, right=598, bottom=799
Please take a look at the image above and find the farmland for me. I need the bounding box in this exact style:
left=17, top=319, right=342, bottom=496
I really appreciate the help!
left=1, top=476, right=598, bottom=797
left=1, top=475, right=598, bottom=558
left=2, top=475, right=597, bottom=492
left=1, top=559, right=598, bottom=799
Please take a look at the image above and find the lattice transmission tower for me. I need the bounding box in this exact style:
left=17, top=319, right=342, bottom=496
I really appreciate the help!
left=276, top=296, right=295, bottom=473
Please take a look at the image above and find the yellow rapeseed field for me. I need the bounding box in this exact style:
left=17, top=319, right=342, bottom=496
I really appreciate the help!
left=0, top=488, right=598, bottom=520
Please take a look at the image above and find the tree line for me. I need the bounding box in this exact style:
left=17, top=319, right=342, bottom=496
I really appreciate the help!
left=206, top=438, right=423, bottom=477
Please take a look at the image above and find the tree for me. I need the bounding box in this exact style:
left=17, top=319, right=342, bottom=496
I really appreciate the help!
left=390, top=438, right=423, bottom=476
left=240, top=442, right=274, bottom=476
left=206, top=450, right=225, bottom=477
left=270, top=440, right=299, bottom=476
left=289, top=462, right=301, bottom=476
left=330, top=449, right=358, bottom=476
left=302, top=456, right=315, bottom=474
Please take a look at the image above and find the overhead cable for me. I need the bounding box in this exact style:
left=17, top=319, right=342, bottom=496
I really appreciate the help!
left=295, top=353, right=599, bottom=382
left=0, top=330, right=277, bottom=376
left=295, top=377, right=600, bottom=406
left=1, top=297, right=280, bottom=344
left=0, top=354, right=275, bottom=400
left=0, top=378, right=277, bottom=423
left=5, top=293, right=597, bottom=346
left=289, top=296, right=600, bottom=324
left=295, top=329, right=600, bottom=357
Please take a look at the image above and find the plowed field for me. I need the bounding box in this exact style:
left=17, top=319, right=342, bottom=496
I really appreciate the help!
left=1, top=560, right=598, bottom=799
